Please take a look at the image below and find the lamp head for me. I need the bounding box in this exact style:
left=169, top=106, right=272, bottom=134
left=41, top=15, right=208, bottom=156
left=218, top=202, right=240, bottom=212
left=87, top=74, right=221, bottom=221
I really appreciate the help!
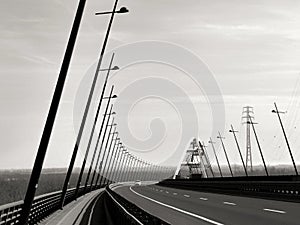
left=112, top=65, right=119, bottom=70
left=118, top=7, right=129, bottom=13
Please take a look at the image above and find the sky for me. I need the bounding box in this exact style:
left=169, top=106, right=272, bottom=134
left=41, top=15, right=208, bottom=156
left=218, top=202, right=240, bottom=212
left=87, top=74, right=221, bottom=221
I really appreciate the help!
left=1, top=0, right=300, bottom=169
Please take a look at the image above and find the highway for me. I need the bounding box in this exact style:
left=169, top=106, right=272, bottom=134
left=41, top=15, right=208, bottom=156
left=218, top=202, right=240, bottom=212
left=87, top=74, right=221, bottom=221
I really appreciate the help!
left=112, top=183, right=300, bottom=225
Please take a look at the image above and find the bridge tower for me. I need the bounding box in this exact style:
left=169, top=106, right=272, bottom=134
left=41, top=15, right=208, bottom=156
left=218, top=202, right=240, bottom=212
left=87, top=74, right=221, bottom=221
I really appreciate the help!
left=175, top=138, right=212, bottom=179
left=242, top=106, right=254, bottom=173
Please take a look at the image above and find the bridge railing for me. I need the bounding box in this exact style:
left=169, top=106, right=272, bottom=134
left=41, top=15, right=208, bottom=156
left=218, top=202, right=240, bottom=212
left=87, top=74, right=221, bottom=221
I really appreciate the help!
left=159, top=175, right=300, bottom=202
left=0, top=185, right=91, bottom=225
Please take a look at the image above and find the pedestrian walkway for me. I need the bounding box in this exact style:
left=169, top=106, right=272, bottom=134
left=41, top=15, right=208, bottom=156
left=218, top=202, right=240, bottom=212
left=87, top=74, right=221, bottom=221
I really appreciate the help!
left=39, top=189, right=103, bottom=225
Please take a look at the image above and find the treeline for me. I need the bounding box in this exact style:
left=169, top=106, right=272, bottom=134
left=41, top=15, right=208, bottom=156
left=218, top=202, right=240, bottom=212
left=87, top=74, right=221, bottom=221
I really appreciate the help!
left=0, top=169, right=89, bottom=205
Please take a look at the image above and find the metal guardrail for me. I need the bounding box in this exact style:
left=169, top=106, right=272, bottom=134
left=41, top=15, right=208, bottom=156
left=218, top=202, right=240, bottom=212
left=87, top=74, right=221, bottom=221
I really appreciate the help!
left=0, top=185, right=95, bottom=225
left=106, top=186, right=170, bottom=225
left=159, top=175, right=300, bottom=202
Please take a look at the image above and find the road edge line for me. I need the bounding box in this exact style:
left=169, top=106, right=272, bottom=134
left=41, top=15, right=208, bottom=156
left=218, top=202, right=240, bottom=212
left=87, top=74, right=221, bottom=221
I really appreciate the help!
left=129, top=186, right=224, bottom=225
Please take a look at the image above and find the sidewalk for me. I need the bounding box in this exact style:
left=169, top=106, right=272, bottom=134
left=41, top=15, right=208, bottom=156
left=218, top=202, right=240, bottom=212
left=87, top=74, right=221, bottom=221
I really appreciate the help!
left=39, top=189, right=104, bottom=225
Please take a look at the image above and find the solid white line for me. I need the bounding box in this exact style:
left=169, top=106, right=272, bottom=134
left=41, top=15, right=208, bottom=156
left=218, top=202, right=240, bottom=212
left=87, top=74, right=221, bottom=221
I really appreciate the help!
left=223, top=202, right=236, bottom=206
left=88, top=193, right=104, bottom=225
left=184, top=194, right=190, bottom=198
left=200, top=197, right=208, bottom=201
left=106, top=189, right=143, bottom=225
left=130, top=187, right=224, bottom=225
left=55, top=192, right=98, bottom=225
left=263, top=208, right=286, bottom=214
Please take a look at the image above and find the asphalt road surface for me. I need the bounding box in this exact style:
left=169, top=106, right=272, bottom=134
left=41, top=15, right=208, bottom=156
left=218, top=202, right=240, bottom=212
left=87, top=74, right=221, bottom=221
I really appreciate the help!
left=113, top=184, right=300, bottom=225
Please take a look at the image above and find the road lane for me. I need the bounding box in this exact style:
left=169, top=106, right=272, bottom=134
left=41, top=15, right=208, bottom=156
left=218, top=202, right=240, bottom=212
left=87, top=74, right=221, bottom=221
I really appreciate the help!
left=114, top=184, right=300, bottom=225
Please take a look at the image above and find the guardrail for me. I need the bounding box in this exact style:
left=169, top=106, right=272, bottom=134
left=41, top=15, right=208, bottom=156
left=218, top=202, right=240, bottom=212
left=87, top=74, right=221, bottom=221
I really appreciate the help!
left=159, top=175, right=300, bottom=203
left=0, top=185, right=94, bottom=225
left=105, top=186, right=170, bottom=225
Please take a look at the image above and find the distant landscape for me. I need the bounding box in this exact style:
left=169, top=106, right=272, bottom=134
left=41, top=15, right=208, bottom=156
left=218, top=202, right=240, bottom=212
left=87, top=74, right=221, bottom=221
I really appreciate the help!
left=0, top=165, right=298, bottom=205
left=0, top=168, right=88, bottom=205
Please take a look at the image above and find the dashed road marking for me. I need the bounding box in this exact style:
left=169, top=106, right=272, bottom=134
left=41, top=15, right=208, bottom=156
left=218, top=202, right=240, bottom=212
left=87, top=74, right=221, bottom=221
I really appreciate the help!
left=173, top=192, right=178, bottom=195
left=166, top=191, right=169, bottom=194
left=199, top=197, right=208, bottom=201
left=130, top=187, right=224, bottom=225
left=223, top=202, right=236, bottom=206
left=263, top=208, right=286, bottom=214
left=184, top=194, right=190, bottom=198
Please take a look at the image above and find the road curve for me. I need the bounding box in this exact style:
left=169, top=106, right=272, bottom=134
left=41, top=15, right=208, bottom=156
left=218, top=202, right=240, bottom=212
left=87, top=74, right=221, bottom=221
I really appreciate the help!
left=113, top=184, right=300, bottom=225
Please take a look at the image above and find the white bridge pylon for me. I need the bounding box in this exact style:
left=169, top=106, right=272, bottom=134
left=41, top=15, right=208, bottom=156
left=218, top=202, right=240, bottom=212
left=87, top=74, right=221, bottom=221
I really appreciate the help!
left=174, top=138, right=214, bottom=179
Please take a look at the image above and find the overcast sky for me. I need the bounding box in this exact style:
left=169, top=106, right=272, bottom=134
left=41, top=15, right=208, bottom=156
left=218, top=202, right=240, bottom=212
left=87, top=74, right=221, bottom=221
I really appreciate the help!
left=1, top=0, right=300, bottom=169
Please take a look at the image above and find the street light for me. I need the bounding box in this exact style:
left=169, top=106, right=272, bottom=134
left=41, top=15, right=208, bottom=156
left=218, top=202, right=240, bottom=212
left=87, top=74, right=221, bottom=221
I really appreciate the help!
left=272, top=102, right=298, bottom=175
left=199, top=141, right=215, bottom=177
left=103, top=130, right=119, bottom=185
left=82, top=86, right=115, bottom=194
left=99, top=65, right=119, bottom=71
left=229, top=125, right=248, bottom=176
left=61, top=0, right=128, bottom=208
left=95, top=6, right=129, bottom=15
left=104, top=112, right=116, bottom=116
left=98, top=121, right=117, bottom=186
left=20, top=0, right=89, bottom=222
left=217, top=132, right=233, bottom=177
left=88, top=103, right=114, bottom=192
left=103, top=94, right=118, bottom=99
left=247, top=119, right=269, bottom=176
left=209, top=138, right=223, bottom=177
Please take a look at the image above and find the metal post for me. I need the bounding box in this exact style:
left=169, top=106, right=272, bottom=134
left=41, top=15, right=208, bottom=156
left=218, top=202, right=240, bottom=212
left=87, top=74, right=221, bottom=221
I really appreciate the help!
left=21, top=0, right=88, bottom=222
left=60, top=0, right=120, bottom=207
left=217, top=132, right=233, bottom=177
left=110, top=142, right=122, bottom=182
left=144, top=163, right=149, bottom=181
left=248, top=118, right=269, bottom=176
left=273, top=103, right=298, bottom=175
left=80, top=56, right=115, bottom=194
left=126, top=156, right=134, bottom=181
left=200, top=141, right=215, bottom=177
left=90, top=111, right=115, bottom=190
left=229, top=125, right=248, bottom=176
left=113, top=147, right=124, bottom=182
left=94, top=112, right=114, bottom=186
left=104, top=133, right=119, bottom=185
left=209, top=138, right=223, bottom=177
left=131, top=157, right=137, bottom=181
left=99, top=124, right=116, bottom=186
left=120, top=152, right=129, bottom=182
left=119, top=150, right=128, bottom=182
left=87, top=87, right=114, bottom=191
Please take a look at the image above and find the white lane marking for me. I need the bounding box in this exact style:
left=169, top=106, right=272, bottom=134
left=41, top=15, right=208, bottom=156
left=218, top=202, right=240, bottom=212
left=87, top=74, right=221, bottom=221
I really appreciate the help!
left=200, top=197, right=208, bottom=201
left=107, top=189, right=143, bottom=225
left=173, top=192, right=178, bottom=195
left=130, top=187, right=224, bottom=225
left=55, top=191, right=99, bottom=225
left=166, top=191, right=169, bottom=194
left=184, top=194, right=190, bottom=198
left=88, top=193, right=104, bottom=225
left=263, top=208, right=286, bottom=214
left=223, top=202, right=236, bottom=206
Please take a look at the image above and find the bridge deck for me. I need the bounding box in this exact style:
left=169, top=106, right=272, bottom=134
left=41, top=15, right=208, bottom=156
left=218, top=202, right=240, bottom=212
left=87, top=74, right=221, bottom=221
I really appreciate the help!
left=39, top=189, right=103, bottom=225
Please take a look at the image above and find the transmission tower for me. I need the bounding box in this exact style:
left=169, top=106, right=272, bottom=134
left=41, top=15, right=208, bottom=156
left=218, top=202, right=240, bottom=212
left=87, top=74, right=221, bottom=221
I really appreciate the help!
left=242, top=106, right=254, bottom=173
